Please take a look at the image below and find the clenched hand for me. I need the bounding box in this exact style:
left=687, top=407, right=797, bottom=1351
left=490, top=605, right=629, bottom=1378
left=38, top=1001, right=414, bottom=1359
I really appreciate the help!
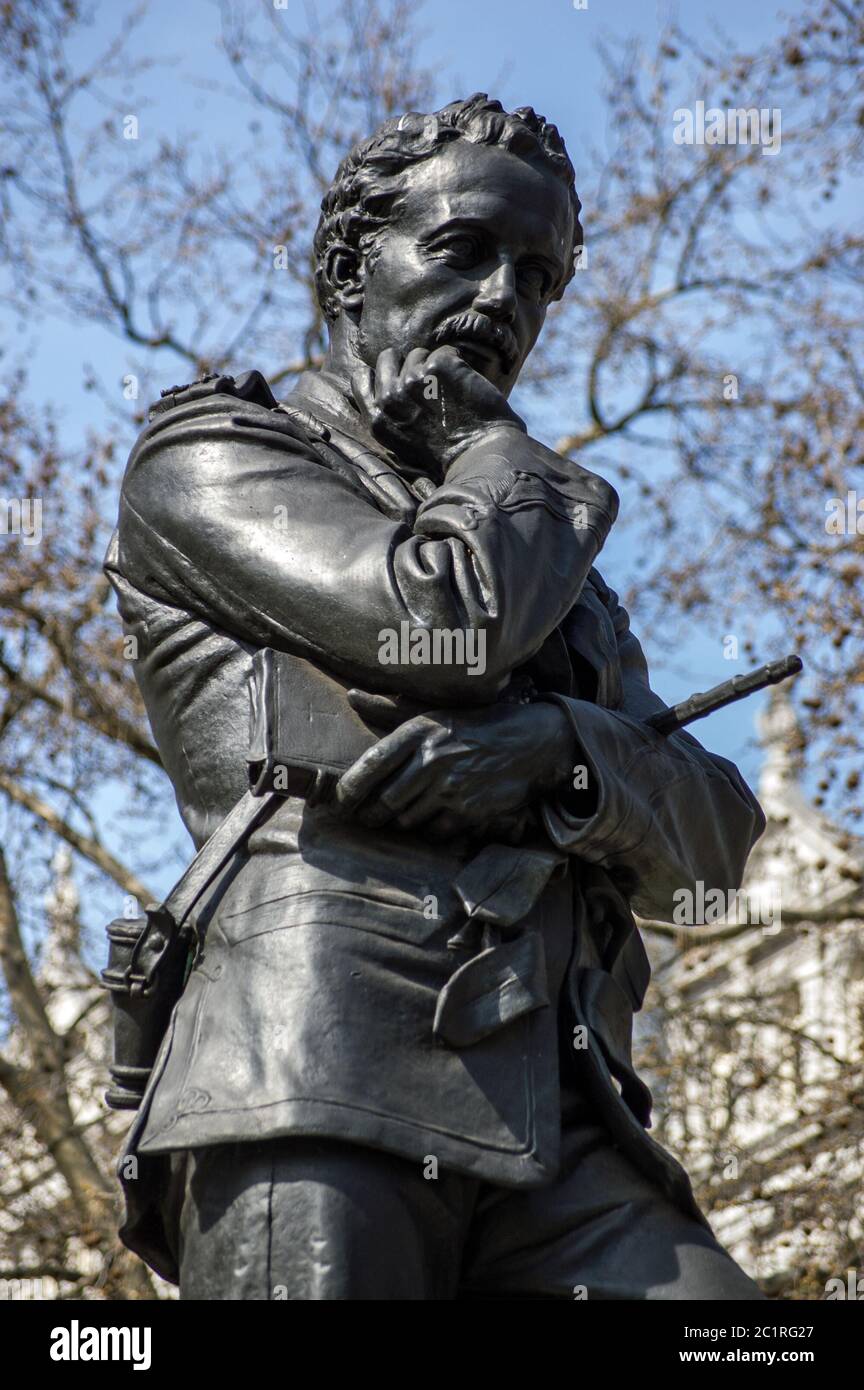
left=334, top=700, right=578, bottom=843
left=351, top=345, right=526, bottom=476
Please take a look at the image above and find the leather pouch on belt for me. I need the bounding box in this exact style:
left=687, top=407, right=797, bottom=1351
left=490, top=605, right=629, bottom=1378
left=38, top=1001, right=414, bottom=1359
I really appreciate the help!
left=579, top=966, right=654, bottom=1127
left=246, top=647, right=379, bottom=798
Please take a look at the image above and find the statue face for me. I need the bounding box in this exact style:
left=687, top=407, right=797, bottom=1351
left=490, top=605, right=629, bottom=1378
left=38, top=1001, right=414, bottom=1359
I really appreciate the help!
left=355, top=140, right=575, bottom=397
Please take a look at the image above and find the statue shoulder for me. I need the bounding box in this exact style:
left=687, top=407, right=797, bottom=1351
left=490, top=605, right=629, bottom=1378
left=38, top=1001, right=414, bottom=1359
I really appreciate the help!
left=147, top=368, right=280, bottom=419
left=121, top=369, right=335, bottom=501
left=144, top=368, right=331, bottom=444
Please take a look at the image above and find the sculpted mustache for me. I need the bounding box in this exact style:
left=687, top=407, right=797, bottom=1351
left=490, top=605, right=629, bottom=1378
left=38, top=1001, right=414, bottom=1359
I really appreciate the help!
left=430, top=312, right=518, bottom=367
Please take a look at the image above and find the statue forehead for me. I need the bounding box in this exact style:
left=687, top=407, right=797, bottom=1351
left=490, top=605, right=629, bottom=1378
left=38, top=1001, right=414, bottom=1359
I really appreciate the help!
left=393, top=140, right=574, bottom=245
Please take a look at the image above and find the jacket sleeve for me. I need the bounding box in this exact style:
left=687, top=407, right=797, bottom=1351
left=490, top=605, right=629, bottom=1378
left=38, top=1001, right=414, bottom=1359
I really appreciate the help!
left=539, top=581, right=766, bottom=922
left=113, top=391, right=618, bottom=704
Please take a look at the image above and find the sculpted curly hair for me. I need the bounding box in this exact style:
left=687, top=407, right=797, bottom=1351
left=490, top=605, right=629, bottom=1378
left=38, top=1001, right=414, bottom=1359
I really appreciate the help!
left=313, top=92, right=583, bottom=322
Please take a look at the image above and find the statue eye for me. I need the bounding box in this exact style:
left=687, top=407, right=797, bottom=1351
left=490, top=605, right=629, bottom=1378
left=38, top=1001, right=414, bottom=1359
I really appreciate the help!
left=440, top=233, right=482, bottom=263
left=517, top=262, right=550, bottom=297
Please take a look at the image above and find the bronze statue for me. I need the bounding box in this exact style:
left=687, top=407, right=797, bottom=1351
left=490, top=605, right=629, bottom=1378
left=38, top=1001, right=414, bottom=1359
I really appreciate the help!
left=104, top=94, right=768, bottom=1300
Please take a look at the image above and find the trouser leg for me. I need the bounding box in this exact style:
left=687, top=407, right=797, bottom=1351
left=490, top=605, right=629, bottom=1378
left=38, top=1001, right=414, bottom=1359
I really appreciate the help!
left=175, top=1137, right=475, bottom=1300
left=459, top=1090, right=765, bottom=1301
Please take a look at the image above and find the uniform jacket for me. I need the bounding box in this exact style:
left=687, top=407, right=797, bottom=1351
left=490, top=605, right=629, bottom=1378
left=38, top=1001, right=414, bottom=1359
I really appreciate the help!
left=104, top=367, right=765, bottom=1282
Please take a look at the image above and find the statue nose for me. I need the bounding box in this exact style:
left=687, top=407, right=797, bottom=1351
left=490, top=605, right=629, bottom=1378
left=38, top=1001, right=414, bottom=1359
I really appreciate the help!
left=473, top=263, right=517, bottom=322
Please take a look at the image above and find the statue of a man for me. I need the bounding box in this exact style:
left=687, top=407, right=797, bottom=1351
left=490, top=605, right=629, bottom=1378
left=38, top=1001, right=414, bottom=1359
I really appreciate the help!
left=105, top=93, right=766, bottom=1299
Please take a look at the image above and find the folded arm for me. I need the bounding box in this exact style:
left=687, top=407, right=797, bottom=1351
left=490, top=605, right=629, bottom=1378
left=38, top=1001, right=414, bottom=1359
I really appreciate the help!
left=115, top=391, right=618, bottom=704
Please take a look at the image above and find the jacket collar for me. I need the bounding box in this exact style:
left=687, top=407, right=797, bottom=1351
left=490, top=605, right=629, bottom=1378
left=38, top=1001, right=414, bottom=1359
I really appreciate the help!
left=284, top=369, right=438, bottom=489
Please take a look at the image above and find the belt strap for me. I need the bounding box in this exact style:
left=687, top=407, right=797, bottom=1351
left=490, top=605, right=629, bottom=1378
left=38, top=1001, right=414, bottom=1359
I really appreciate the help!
left=127, top=789, right=281, bottom=997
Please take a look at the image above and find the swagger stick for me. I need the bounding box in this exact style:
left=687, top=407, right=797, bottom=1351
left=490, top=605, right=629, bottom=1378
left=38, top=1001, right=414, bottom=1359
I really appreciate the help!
left=646, top=655, right=803, bottom=736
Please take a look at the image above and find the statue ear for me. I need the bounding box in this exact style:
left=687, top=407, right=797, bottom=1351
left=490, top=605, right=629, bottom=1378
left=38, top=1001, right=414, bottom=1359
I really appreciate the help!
left=325, top=245, right=365, bottom=315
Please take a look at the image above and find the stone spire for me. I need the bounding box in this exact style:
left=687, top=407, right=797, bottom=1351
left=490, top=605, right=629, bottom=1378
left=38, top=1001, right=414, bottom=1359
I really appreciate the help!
left=751, top=684, right=862, bottom=911
left=756, top=684, right=801, bottom=822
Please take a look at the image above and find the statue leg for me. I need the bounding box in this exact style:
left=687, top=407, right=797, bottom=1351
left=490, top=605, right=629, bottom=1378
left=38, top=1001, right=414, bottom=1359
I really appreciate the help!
left=173, top=1136, right=476, bottom=1300
left=459, top=1092, right=766, bottom=1301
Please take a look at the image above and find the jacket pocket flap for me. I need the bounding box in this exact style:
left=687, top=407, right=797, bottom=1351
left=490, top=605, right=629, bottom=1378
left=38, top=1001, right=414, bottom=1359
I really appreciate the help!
left=433, top=932, right=549, bottom=1049
left=453, top=844, right=568, bottom=931
left=220, top=887, right=442, bottom=947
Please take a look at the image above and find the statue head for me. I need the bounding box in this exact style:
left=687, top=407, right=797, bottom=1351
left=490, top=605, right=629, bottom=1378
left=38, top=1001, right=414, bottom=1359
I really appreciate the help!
left=313, top=93, right=582, bottom=397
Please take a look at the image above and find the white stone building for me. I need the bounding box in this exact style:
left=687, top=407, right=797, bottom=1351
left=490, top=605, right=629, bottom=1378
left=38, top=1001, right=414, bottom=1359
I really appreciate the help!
left=641, top=690, right=864, bottom=1298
